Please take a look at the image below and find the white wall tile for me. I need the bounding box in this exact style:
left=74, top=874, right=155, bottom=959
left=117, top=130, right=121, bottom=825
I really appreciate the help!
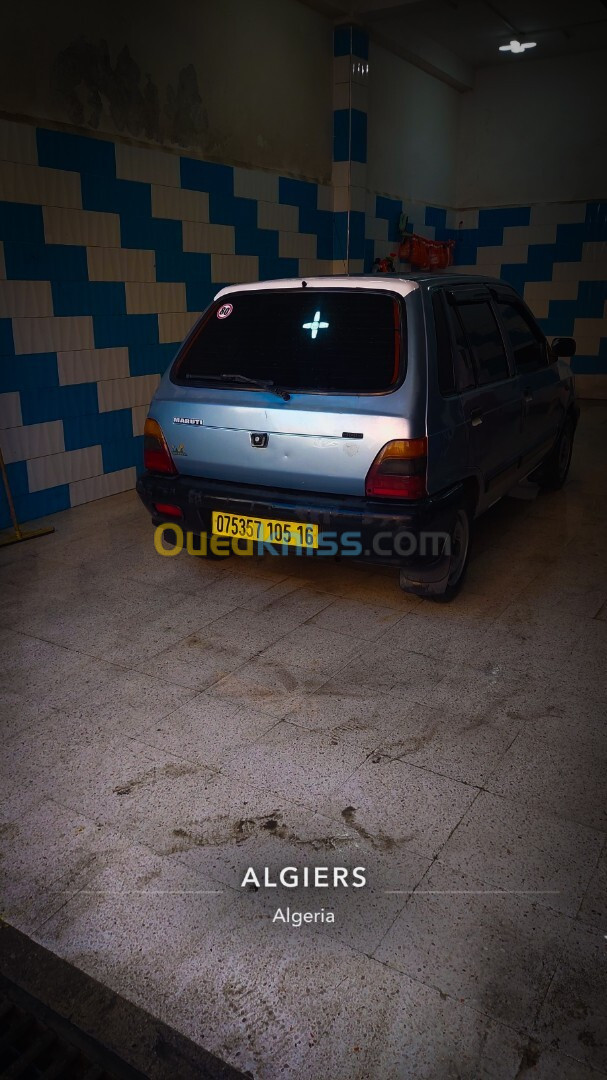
left=57, top=347, right=130, bottom=386
left=333, top=82, right=350, bottom=111
left=581, top=242, right=607, bottom=271
left=28, top=445, right=103, bottom=492
left=233, top=167, right=278, bottom=203
left=70, top=465, right=136, bottom=507
left=331, top=162, right=349, bottom=190
left=158, top=311, right=200, bottom=344
left=1, top=420, right=64, bottom=464
left=115, top=144, right=181, bottom=187
left=131, top=404, right=149, bottom=436
left=183, top=221, right=235, bottom=255
left=524, top=280, right=579, bottom=302
left=332, top=186, right=349, bottom=214
left=452, top=209, right=479, bottom=230
left=317, top=185, right=333, bottom=213
left=0, top=120, right=37, bottom=165
left=257, top=201, right=298, bottom=232
left=87, top=247, right=156, bottom=283
left=12, top=315, right=94, bottom=355
left=526, top=298, right=550, bottom=319
left=278, top=232, right=317, bottom=259
left=503, top=223, right=557, bottom=246
left=211, top=253, right=259, bottom=283
left=0, top=281, right=53, bottom=318
left=0, top=392, right=22, bottom=429
left=97, top=373, right=160, bottom=413
left=43, top=206, right=121, bottom=248
left=575, top=375, right=607, bottom=399
left=530, top=202, right=587, bottom=226
left=366, top=215, right=388, bottom=242
left=333, top=55, right=351, bottom=85
left=476, top=243, right=528, bottom=266
left=298, top=259, right=336, bottom=277
left=125, top=281, right=186, bottom=315
left=151, top=185, right=209, bottom=223
left=0, top=162, right=82, bottom=209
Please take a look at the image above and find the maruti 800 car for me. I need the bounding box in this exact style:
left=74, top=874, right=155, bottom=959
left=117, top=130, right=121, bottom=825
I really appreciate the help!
left=137, top=274, right=578, bottom=600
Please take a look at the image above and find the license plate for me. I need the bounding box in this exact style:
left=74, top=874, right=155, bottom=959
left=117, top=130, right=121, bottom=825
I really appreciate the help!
left=211, top=511, right=318, bottom=549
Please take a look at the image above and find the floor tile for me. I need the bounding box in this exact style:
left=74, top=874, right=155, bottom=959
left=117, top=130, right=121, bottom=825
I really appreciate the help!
left=374, top=861, right=573, bottom=1030
left=319, top=756, right=477, bottom=860
left=439, top=791, right=605, bottom=917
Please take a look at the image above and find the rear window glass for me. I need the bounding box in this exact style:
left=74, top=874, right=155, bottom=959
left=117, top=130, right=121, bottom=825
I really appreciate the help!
left=172, top=290, right=404, bottom=394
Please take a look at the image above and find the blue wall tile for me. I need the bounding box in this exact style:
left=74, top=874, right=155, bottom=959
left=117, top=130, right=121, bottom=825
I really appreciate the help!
left=120, top=213, right=182, bottom=252
left=185, top=280, right=217, bottom=312
left=93, top=314, right=159, bottom=349
left=81, top=174, right=151, bottom=217
left=180, top=158, right=234, bottom=195
left=128, top=343, right=179, bottom=377
left=0, top=484, right=70, bottom=530
left=63, top=408, right=133, bottom=450
left=102, top=436, right=144, bottom=473
left=51, top=281, right=126, bottom=317
left=350, top=109, right=367, bottom=164
left=0, top=202, right=44, bottom=244
left=333, top=110, right=350, bottom=163
left=235, top=226, right=278, bottom=258
left=4, top=242, right=88, bottom=282
left=208, top=193, right=257, bottom=228
left=258, top=257, right=300, bottom=280
left=0, top=319, right=15, bottom=356
left=155, top=250, right=211, bottom=284
left=0, top=353, right=59, bottom=393
left=278, top=178, right=318, bottom=210
left=20, top=383, right=99, bottom=425
left=36, top=129, right=116, bottom=176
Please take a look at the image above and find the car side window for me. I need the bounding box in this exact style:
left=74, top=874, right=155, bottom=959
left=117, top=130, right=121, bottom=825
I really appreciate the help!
left=432, top=292, right=456, bottom=395
left=455, top=301, right=510, bottom=386
left=497, top=301, right=548, bottom=374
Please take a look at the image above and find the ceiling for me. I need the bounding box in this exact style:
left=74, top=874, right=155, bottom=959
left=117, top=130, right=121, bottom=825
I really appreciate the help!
left=305, top=0, right=607, bottom=87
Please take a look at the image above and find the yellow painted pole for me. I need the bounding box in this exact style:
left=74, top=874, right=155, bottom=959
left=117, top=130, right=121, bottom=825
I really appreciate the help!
left=0, top=444, right=54, bottom=547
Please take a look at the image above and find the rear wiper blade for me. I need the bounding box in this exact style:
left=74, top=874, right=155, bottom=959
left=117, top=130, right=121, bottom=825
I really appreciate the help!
left=185, top=372, right=290, bottom=400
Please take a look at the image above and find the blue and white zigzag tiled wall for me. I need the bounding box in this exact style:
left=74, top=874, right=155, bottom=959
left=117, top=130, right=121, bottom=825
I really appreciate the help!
left=0, top=119, right=339, bottom=529
left=364, top=197, right=607, bottom=379
left=0, top=109, right=606, bottom=528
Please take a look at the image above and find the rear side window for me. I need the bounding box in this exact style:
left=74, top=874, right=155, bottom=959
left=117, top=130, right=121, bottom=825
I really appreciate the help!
left=497, top=301, right=548, bottom=374
left=432, top=292, right=456, bottom=395
left=455, top=301, right=510, bottom=385
left=173, top=290, right=404, bottom=394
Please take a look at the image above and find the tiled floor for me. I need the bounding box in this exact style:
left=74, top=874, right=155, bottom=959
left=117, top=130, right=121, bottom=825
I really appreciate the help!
left=1, top=402, right=606, bottom=1079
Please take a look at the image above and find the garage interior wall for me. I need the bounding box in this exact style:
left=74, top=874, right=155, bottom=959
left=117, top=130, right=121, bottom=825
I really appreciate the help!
left=0, top=3, right=605, bottom=528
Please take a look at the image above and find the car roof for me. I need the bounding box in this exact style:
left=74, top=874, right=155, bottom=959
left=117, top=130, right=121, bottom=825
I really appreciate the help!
left=214, top=272, right=512, bottom=300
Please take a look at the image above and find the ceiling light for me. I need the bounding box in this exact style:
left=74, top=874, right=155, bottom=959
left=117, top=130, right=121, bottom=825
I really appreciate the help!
left=499, top=39, right=537, bottom=53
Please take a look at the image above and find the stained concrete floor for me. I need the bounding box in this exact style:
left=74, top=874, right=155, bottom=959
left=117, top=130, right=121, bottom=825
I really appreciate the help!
left=1, top=402, right=606, bottom=1080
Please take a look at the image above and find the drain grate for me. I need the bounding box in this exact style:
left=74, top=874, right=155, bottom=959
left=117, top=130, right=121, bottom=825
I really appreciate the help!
left=0, top=987, right=144, bottom=1080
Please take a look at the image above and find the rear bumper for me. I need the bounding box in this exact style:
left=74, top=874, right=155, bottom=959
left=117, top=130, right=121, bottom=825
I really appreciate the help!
left=136, top=471, right=462, bottom=577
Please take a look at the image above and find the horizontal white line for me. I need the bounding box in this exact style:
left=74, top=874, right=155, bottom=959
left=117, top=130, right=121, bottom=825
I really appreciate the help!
left=385, top=889, right=561, bottom=895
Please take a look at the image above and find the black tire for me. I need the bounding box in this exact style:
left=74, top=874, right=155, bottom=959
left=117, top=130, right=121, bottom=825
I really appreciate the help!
left=430, top=505, right=473, bottom=603
left=536, top=417, right=575, bottom=491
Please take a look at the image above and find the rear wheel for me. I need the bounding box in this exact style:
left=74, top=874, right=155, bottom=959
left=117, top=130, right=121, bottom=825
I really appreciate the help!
left=431, top=505, right=472, bottom=603
left=536, top=418, right=575, bottom=491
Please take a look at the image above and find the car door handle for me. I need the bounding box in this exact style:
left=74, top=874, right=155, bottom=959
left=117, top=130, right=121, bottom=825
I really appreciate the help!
left=471, top=410, right=483, bottom=427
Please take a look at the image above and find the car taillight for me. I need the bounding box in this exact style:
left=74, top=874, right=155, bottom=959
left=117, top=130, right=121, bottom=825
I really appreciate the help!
left=143, top=418, right=177, bottom=475
left=365, top=438, right=428, bottom=499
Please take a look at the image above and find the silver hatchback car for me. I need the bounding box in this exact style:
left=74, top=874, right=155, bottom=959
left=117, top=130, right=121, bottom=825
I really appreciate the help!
left=137, top=273, right=578, bottom=600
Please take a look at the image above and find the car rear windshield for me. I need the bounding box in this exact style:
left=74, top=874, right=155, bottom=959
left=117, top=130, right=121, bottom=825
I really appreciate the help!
left=172, top=289, right=404, bottom=394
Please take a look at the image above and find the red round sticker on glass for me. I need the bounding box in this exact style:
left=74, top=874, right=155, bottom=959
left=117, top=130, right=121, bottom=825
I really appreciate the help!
left=217, top=303, right=233, bottom=320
